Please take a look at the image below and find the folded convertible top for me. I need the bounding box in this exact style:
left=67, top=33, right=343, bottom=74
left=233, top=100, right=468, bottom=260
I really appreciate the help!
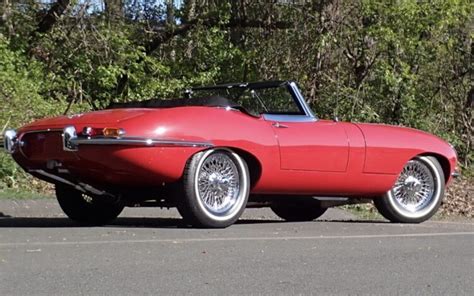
left=107, top=96, right=239, bottom=109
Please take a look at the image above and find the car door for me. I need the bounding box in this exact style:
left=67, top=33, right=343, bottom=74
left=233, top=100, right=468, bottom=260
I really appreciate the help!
left=265, top=115, right=350, bottom=172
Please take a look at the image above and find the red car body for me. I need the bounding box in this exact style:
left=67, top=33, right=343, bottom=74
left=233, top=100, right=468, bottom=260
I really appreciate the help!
left=13, top=107, right=456, bottom=194
left=3, top=81, right=458, bottom=227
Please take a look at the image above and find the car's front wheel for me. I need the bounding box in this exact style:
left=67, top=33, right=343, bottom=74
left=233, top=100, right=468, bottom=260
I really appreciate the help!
left=177, top=149, right=250, bottom=228
left=374, top=156, right=445, bottom=223
left=56, top=185, right=124, bottom=225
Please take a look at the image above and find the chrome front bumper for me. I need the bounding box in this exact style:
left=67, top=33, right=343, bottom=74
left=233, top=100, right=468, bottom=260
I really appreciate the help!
left=62, top=126, right=213, bottom=151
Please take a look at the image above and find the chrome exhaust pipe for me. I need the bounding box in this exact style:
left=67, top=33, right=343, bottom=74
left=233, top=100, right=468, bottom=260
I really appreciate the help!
left=29, top=169, right=119, bottom=202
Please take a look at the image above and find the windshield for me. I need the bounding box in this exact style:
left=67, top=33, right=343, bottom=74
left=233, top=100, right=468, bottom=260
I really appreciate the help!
left=187, top=84, right=304, bottom=116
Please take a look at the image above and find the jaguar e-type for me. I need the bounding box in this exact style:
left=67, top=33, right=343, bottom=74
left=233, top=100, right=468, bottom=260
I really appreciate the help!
left=2, top=81, right=458, bottom=227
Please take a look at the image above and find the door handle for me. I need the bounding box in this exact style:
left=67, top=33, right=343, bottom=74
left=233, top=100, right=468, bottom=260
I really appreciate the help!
left=272, top=122, right=288, bottom=128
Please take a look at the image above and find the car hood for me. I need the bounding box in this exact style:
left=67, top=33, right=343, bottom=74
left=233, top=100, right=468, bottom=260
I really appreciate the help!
left=354, top=122, right=457, bottom=176
left=354, top=122, right=438, bottom=138
left=354, top=122, right=453, bottom=150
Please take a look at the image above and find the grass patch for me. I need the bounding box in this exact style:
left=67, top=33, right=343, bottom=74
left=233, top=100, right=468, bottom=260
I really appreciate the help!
left=0, top=189, right=52, bottom=200
left=342, top=203, right=384, bottom=221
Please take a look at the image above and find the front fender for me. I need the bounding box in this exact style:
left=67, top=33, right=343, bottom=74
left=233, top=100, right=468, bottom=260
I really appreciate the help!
left=357, top=123, right=457, bottom=179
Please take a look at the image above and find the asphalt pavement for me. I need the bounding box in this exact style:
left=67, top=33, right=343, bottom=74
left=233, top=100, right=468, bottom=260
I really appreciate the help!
left=0, top=200, right=473, bottom=295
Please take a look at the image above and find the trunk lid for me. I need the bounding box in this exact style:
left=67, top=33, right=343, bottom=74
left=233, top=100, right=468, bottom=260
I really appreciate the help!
left=21, top=109, right=153, bottom=129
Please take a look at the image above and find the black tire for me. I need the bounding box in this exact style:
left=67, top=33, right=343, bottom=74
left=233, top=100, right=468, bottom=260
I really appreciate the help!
left=374, top=156, right=445, bottom=223
left=177, top=149, right=250, bottom=228
left=271, top=200, right=327, bottom=222
left=55, top=184, right=124, bottom=225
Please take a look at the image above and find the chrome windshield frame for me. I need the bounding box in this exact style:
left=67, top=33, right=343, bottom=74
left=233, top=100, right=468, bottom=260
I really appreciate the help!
left=189, top=80, right=317, bottom=121
left=287, top=81, right=316, bottom=119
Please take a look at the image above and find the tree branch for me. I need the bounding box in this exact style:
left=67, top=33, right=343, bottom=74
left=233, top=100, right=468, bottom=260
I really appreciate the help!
left=36, top=0, right=71, bottom=34
left=145, top=17, right=292, bottom=55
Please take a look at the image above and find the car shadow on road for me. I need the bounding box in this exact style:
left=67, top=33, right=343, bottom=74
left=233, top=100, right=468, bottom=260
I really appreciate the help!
left=0, top=216, right=388, bottom=228
left=0, top=212, right=12, bottom=218
left=0, top=217, right=192, bottom=228
left=0, top=217, right=288, bottom=228
left=318, top=219, right=389, bottom=224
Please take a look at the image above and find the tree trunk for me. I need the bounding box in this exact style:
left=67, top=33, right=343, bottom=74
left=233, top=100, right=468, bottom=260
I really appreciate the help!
left=1, top=0, right=13, bottom=35
left=183, top=0, right=196, bottom=23
left=166, top=0, right=175, bottom=24
left=104, top=0, right=123, bottom=19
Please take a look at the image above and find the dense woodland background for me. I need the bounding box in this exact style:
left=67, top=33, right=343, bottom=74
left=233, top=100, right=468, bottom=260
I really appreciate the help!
left=0, top=0, right=472, bottom=191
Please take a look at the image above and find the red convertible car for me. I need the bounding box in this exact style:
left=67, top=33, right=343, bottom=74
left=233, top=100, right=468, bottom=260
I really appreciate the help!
left=2, top=81, right=458, bottom=227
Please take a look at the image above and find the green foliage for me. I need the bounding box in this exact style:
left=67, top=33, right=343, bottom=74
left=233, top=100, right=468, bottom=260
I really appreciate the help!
left=0, top=0, right=472, bottom=190
left=0, top=35, right=61, bottom=190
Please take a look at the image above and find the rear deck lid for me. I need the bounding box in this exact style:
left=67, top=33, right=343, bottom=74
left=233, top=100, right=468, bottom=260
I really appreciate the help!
left=22, top=109, right=153, bottom=129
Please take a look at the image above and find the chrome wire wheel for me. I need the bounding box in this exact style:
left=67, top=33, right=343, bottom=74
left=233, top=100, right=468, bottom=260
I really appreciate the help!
left=197, top=153, right=241, bottom=216
left=391, top=159, right=435, bottom=213
left=375, top=156, right=445, bottom=223
left=178, top=148, right=250, bottom=228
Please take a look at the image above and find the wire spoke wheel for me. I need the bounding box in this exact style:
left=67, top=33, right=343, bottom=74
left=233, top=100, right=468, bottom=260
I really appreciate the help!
left=374, top=156, right=445, bottom=223
left=392, top=160, right=435, bottom=212
left=178, top=149, right=250, bottom=228
left=197, top=153, right=240, bottom=216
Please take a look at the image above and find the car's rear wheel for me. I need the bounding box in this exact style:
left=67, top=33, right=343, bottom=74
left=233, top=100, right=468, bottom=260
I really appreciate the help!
left=55, top=184, right=124, bottom=225
left=177, top=149, right=250, bottom=228
left=374, top=156, right=445, bottom=223
left=271, top=200, right=327, bottom=221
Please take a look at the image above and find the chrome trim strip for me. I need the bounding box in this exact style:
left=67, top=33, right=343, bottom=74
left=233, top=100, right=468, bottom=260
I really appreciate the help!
left=263, top=114, right=316, bottom=122
left=70, top=137, right=214, bottom=148
left=60, top=126, right=213, bottom=150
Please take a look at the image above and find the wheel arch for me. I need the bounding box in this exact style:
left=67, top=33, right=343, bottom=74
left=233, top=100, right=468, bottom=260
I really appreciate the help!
left=416, top=153, right=450, bottom=184
left=188, top=146, right=262, bottom=190
left=230, top=147, right=262, bottom=189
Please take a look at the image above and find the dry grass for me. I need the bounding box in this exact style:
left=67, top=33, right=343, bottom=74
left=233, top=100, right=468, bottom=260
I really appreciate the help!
left=343, top=176, right=473, bottom=220
left=439, top=176, right=473, bottom=219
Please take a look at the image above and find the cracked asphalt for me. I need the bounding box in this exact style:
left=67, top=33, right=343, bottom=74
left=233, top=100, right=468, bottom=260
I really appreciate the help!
left=0, top=199, right=473, bottom=295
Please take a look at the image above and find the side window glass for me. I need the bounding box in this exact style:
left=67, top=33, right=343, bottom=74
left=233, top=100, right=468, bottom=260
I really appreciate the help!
left=256, top=87, right=302, bottom=114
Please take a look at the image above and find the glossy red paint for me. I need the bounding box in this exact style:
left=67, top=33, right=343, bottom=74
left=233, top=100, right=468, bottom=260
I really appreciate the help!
left=12, top=105, right=457, bottom=197
left=270, top=120, right=350, bottom=172
left=357, top=123, right=457, bottom=181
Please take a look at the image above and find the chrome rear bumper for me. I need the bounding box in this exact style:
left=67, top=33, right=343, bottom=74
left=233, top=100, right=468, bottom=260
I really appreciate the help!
left=2, top=129, right=18, bottom=154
